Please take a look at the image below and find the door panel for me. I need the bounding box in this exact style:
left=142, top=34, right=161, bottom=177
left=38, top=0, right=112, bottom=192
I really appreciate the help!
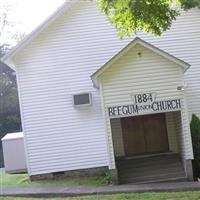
left=121, top=113, right=169, bottom=156
left=143, top=114, right=169, bottom=153
left=121, top=116, right=146, bottom=156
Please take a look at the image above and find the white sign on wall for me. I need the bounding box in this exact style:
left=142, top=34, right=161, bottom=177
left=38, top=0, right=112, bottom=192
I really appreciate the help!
left=107, top=93, right=182, bottom=118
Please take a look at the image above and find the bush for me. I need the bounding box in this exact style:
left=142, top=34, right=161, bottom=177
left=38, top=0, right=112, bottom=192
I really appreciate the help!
left=190, top=114, right=200, bottom=178
left=102, top=170, right=113, bottom=184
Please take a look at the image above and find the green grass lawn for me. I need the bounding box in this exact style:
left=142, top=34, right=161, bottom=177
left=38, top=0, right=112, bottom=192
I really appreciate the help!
left=1, top=172, right=200, bottom=199
left=1, top=192, right=200, bottom=200
left=0, top=172, right=106, bottom=188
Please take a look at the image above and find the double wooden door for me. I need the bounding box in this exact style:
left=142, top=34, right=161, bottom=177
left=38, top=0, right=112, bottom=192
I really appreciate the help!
left=121, top=113, right=169, bottom=156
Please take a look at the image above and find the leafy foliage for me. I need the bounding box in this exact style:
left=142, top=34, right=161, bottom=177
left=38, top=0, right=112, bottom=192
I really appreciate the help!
left=179, top=0, right=200, bottom=10
left=190, top=114, right=200, bottom=178
left=98, top=0, right=200, bottom=38
left=0, top=45, right=21, bottom=167
left=102, top=170, right=113, bottom=184
left=0, top=45, right=21, bottom=135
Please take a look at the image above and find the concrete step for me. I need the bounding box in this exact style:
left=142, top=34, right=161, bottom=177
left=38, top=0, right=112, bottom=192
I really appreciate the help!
left=120, top=169, right=186, bottom=180
left=118, top=161, right=183, bottom=175
left=119, top=165, right=184, bottom=179
left=118, top=159, right=182, bottom=169
left=121, top=175, right=187, bottom=185
left=117, top=155, right=180, bottom=167
left=119, top=169, right=186, bottom=183
left=116, top=154, right=186, bottom=184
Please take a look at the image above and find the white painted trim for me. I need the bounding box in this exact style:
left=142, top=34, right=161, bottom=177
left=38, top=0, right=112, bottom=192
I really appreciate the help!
left=182, top=96, right=194, bottom=159
left=108, top=108, right=183, bottom=119
left=3, top=60, right=16, bottom=71
left=91, top=37, right=190, bottom=88
left=1, top=0, right=78, bottom=70
left=99, top=82, right=115, bottom=169
left=14, top=62, right=31, bottom=174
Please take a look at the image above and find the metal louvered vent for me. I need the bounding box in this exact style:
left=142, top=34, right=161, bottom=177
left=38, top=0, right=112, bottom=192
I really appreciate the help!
left=73, top=93, right=92, bottom=107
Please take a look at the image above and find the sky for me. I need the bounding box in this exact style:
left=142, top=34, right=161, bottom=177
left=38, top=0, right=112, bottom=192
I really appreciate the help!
left=0, top=0, right=65, bottom=45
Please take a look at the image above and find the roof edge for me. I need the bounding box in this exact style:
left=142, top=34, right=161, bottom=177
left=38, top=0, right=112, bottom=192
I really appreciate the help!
left=91, top=37, right=190, bottom=88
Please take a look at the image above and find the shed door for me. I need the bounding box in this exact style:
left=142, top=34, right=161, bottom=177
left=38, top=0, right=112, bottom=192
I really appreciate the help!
left=121, top=113, right=169, bottom=156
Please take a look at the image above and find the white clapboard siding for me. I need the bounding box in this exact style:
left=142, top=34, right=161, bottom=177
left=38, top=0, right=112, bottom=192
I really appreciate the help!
left=173, top=111, right=182, bottom=154
left=110, top=118, right=125, bottom=157
left=100, top=44, right=184, bottom=105
left=137, top=9, right=200, bottom=120
left=12, top=0, right=199, bottom=174
left=14, top=1, right=132, bottom=175
left=165, top=112, right=179, bottom=153
left=100, top=43, right=193, bottom=168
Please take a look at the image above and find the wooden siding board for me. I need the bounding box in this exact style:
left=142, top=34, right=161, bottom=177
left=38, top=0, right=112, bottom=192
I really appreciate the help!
left=111, top=118, right=125, bottom=157
left=165, top=112, right=179, bottom=153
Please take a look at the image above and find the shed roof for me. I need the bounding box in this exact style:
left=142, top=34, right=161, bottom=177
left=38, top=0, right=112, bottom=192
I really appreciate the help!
left=91, top=37, right=190, bottom=88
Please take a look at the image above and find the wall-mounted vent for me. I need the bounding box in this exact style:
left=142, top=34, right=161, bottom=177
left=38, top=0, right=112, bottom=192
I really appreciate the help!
left=73, top=93, right=92, bottom=107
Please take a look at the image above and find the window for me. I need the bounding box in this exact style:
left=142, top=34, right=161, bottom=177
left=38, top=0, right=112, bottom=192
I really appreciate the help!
left=73, top=93, right=92, bottom=107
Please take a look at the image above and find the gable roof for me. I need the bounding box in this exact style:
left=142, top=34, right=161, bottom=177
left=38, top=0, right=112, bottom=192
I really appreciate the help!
left=91, top=37, right=190, bottom=88
left=1, top=0, right=78, bottom=70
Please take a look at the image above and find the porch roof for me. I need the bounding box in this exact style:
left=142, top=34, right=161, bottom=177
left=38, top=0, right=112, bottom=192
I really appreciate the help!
left=91, top=37, right=190, bottom=88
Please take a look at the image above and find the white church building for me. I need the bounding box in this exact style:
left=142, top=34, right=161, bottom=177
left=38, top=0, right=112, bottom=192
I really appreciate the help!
left=2, top=0, right=200, bottom=184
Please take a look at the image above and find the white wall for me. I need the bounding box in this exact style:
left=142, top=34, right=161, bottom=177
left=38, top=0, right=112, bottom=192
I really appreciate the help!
left=13, top=1, right=199, bottom=174
left=100, top=44, right=184, bottom=106
left=110, top=118, right=125, bottom=157
left=14, top=1, right=131, bottom=175
left=165, top=112, right=180, bottom=153
left=100, top=43, right=193, bottom=169
left=138, top=9, right=200, bottom=120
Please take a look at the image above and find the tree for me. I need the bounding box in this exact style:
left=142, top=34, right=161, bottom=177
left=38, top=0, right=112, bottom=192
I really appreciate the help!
left=98, top=0, right=200, bottom=38
left=0, top=3, right=23, bottom=167
left=0, top=2, right=22, bottom=136
left=0, top=45, right=21, bottom=134
left=0, top=2, right=25, bottom=46
left=190, top=114, right=200, bottom=178
left=0, top=44, right=22, bottom=167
